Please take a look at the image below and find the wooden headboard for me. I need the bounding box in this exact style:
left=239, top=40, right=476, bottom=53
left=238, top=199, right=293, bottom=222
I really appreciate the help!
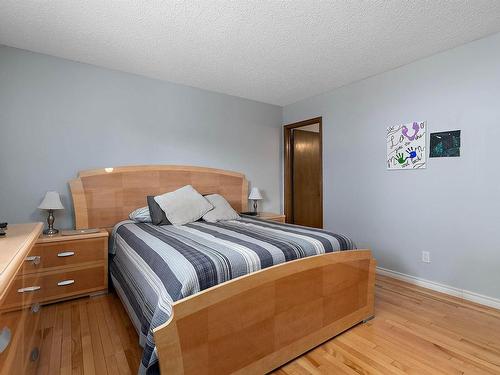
left=69, top=165, right=248, bottom=230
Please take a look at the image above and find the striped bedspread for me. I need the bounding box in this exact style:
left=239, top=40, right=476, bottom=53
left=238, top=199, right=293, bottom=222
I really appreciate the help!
left=109, top=216, right=355, bottom=375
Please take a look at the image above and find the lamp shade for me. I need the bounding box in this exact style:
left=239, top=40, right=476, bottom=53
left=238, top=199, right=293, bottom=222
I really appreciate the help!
left=38, top=191, right=64, bottom=210
left=248, top=187, right=263, bottom=200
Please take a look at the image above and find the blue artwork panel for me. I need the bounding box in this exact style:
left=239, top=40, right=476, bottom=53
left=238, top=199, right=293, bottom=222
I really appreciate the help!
left=429, top=130, right=461, bottom=157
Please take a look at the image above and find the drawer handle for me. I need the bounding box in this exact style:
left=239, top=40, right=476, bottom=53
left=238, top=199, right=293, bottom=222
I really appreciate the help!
left=0, top=327, right=11, bottom=353
left=57, top=251, right=75, bottom=257
left=30, top=347, right=40, bottom=362
left=18, top=286, right=41, bottom=293
left=57, top=279, right=75, bottom=286
left=26, top=255, right=41, bottom=265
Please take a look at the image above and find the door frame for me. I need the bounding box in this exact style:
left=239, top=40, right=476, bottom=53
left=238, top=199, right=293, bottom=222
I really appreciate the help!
left=283, top=116, right=323, bottom=227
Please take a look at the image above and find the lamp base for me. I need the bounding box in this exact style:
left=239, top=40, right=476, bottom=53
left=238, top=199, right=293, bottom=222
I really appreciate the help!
left=44, top=209, right=58, bottom=236
left=43, top=228, right=59, bottom=236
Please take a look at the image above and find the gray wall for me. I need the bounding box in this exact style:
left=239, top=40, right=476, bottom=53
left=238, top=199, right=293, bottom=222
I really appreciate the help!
left=0, top=46, right=282, bottom=228
left=284, top=32, right=500, bottom=299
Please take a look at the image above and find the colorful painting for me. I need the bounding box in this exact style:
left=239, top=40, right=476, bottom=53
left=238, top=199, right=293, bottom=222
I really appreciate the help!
left=430, top=130, right=461, bottom=157
left=387, top=121, right=426, bottom=169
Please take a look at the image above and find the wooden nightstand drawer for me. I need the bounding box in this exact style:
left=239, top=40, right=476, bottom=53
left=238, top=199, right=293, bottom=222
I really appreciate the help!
left=3, top=264, right=106, bottom=309
left=22, top=237, right=107, bottom=274
left=267, top=216, right=285, bottom=223
left=256, top=212, right=286, bottom=223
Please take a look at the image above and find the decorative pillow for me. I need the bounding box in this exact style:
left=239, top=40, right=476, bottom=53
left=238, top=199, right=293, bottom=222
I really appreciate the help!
left=154, top=185, right=213, bottom=225
left=202, top=194, right=240, bottom=223
left=128, top=206, right=152, bottom=223
left=147, top=196, right=171, bottom=226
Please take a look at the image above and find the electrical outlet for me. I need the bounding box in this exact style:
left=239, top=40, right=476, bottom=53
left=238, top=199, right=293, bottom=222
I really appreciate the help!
left=422, top=251, right=431, bottom=263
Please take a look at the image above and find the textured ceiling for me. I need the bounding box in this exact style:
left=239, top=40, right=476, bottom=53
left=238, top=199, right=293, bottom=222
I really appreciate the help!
left=1, top=1, right=500, bottom=105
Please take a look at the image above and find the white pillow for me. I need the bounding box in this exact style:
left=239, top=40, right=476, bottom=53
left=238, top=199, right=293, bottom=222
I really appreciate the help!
left=128, top=206, right=152, bottom=223
left=202, top=194, right=240, bottom=223
left=154, top=185, right=213, bottom=225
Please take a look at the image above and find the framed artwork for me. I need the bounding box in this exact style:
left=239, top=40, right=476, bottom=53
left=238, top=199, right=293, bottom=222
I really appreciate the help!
left=387, top=121, right=426, bottom=170
left=430, top=130, right=461, bottom=157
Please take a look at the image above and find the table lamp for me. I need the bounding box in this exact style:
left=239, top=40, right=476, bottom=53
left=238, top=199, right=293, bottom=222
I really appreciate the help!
left=38, top=191, right=64, bottom=235
left=248, top=187, right=263, bottom=214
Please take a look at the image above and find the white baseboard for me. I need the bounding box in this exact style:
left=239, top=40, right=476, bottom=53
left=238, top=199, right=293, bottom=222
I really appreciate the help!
left=376, top=266, right=500, bottom=310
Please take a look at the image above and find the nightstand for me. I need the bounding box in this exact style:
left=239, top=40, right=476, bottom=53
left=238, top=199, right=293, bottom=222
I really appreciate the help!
left=256, top=212, right=286, bottom=223
left=3, top=229, right=108, bottom=309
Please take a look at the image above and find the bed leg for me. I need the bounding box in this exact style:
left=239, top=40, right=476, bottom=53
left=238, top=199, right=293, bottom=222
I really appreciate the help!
left=362, top=315, right=375, bottom=323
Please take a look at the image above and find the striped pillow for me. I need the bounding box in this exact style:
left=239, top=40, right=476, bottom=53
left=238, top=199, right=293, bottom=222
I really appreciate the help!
left=128, top=206, right=152, bottom=223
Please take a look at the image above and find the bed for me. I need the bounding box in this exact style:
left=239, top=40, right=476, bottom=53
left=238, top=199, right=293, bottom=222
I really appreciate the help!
left=69, top=165, right=375, bottom=375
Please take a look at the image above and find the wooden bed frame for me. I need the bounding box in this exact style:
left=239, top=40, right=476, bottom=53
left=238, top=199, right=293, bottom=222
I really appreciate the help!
left=69, top=165, right=376, bottom=374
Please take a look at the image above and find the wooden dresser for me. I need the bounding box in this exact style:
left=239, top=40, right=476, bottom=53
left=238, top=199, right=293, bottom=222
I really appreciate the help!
left=0, top=223, right=43, bottom=375
left=0, top=225, right=108, bottom=374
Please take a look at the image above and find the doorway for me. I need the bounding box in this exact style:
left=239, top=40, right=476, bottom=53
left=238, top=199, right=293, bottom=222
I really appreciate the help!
left=284, top=117, right=323, bottom=228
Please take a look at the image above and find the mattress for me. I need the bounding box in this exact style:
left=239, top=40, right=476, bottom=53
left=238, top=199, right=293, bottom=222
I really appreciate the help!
left=109, top=216, right=356, bottom=375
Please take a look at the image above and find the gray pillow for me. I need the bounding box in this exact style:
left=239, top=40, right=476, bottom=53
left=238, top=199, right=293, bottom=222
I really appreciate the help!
left=154, top=185, right=213, bottom=225
left=147, top=196, right=171, bottom=226
left=128, top=206, right=152, bottom=223
left=202, top=194, right=240, bottom=223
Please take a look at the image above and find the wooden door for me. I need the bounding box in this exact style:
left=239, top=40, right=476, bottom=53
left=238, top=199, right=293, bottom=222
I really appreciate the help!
left=292, top=129, right=322, bottom=227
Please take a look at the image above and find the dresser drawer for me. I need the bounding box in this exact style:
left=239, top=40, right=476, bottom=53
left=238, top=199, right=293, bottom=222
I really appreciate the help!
left=0, top=308, right=26, bottom=372
left=1, top=303, right=42, bottom=374
left=22, top=237, right=107, bottom=274
left=1, top=273, right=42, bottom=309
left=3, top=265, right=106, bottom=309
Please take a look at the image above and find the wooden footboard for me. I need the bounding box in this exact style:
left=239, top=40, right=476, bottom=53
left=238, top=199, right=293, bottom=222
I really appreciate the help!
left=153, top=250, right=376, bottom=374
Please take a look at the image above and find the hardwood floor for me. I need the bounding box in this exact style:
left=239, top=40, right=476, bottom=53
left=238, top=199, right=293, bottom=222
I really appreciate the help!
left=275, top=275, right=500, bottom=375
left=36, top=292, right=142, bottom=375
left=37, top=275, right=500, bottom=374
